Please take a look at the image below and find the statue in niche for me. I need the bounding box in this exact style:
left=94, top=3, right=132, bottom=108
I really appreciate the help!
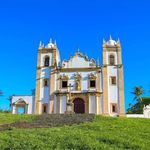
left=74, top=73, right=81, bottom=91
left=75, top=78, right=80, bottom=91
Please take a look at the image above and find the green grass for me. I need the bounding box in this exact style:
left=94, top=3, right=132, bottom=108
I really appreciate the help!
left=0, top=114, right=150, bottom=150
left=0, top=113, right=38, bottom=124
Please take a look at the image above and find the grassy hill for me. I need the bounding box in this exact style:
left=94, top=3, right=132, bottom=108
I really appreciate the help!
left=0, top=113, right=38, bottom=124
left=0, top=113, right=150, bottom=150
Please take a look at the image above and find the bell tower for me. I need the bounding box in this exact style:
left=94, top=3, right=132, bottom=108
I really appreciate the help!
left=102, top=36, right=125, bottom=116
left=34, top=38, right=60, bottom=114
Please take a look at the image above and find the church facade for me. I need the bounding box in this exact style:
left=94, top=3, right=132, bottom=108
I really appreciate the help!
left=12, top=36, right=125, bottom=116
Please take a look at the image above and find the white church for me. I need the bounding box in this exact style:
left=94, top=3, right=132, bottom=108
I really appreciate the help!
left=11, top=36, right=125, bottom=116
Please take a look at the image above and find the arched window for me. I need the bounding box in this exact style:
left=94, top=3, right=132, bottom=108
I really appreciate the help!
left=109, top=55, right=115, bottom=65
left=44, top=56, right=49, bottom=67
left=43, top=79, right=49, bottom=87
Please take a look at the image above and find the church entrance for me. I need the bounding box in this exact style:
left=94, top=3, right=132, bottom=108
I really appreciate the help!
left=73, top=98, right=85, bottom=114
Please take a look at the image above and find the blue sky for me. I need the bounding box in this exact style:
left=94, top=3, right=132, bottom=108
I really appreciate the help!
left=0, top=0, right=150, bottom=111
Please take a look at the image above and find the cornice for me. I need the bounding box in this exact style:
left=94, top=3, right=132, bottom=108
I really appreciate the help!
left=38, top=48, right=56, bottom=53
left=60, top=67, right=101, bottom=72
left=102, top=64, right=123, bottom=68
left=54, top=90, right=102, bottom=96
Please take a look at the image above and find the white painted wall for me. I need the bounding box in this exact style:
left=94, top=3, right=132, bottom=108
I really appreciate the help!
left=108, top=66, right=118, bottom=104
left=12, top=96, right=34, bottom=114
left=40, top=87, right=50, bottom=104
left=41, top=68, right=50, bottom=78
left=40, top=68, right=50, bottom=104
left=144, top=105, right=150, bottom=118
left=144, top=111, right=150, bottom=118
left=89, top=96, right=96, bottom=114
left=60, top=96, right=67, bottom=114
left=54, top=95, right=56, bottom=113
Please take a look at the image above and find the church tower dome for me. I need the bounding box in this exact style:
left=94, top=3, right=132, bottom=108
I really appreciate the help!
left=106, top=35, right=117, bottom=46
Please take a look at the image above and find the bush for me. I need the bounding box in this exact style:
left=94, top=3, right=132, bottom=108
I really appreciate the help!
left=0, top=109, right=11, bottom=113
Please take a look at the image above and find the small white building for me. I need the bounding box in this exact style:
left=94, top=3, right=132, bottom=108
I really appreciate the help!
left=144, top=105, right=150, bottom=118
left=12, top=96, right=34, bottom=114
left=12, top=36, right=125, bottom=116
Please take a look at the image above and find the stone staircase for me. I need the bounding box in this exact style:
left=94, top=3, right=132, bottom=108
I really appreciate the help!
left=0, top=114, right=95, bottom=131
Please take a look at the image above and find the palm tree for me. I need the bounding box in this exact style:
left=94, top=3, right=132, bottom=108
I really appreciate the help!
left=131, top=86, right=144, bottom=103
left=7, top=94, right=15, bottom=109
left=31, top=89, right=35, bottom=95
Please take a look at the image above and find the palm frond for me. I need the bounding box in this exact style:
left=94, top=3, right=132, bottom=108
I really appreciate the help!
left=131, top=86, right=144, bottom=103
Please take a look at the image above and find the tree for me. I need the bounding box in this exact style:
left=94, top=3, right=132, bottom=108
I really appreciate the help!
left=7, top=95, right=15, bottom=109
left=131, top=86, right=144, bottom=103
left=31, top=89, right=35, bottom=95
left=127, top=97, right=150, bottom=114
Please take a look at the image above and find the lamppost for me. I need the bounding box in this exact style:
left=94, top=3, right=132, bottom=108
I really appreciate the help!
left=65, top=84, right=74, bottom=114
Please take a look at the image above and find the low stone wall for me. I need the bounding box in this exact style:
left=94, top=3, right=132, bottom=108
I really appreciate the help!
left=126, top=114, right=144, bottom=118
left=0, top=114, right=95, bottom=131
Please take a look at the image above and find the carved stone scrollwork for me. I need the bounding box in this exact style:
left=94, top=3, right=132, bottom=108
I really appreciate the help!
left=88, top=73, right=97, bottom=80
left=60, top=74, right=69, bottom=80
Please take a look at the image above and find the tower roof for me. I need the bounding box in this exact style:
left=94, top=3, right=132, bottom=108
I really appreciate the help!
left=45, top=38, right=55, bottom=48
left=106, top=35, right=117, bottom=46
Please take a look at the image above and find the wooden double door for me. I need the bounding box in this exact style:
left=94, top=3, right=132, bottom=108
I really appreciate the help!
left=73, top=98, right=85, bottom=114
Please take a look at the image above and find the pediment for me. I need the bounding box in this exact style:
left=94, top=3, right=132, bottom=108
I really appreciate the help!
left=13, top=98, right=27, bottom=105
left=62, top=52, right=96, bottom=68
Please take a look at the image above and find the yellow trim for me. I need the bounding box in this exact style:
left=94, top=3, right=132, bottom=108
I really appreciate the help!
left=60, top=67, right=101, bottom=72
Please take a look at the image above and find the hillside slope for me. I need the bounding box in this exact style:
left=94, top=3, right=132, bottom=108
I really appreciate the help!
left=0, top=114, right=149, bottom=150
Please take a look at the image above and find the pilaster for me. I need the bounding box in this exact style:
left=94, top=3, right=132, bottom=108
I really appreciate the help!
left=56, top=95, right=60, bottom=114
left=35, top=51, right=41, bottom=114
left=102, top=66, right=109, bottom=115
left=118, top=66, right=125, bottom=115
left=117, top=46, right=125, bottom=116
left=49, top=67, right=56, bottom=113
left=96, top=96, right=100, bottom=114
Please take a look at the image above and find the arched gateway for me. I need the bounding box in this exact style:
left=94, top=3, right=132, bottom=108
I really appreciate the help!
left=13, top=99, right=28, bottom=114
left=73, top=98, right=85, bottom=114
